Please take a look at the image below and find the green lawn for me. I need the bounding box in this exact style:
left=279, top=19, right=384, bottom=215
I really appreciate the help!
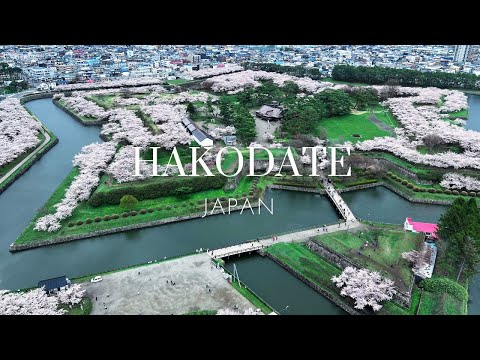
left=64, top=297, right=93, bottom=315
left=417, top=291, right=466, bottom=315
left=14, top=169, right=255, bottom=245
left=313, top=227, right=422, bottom=291
left=165, top=79, right=191, bottom=85
left=315, top=112, right=390, bottom=144
left=447, top=109, right=468, bottom=119
left=372, top=105, right=401, bottom=127
left=265, top=242, right=409, bottom=315
left=231, top=280, right=274, bottom=314
left=87, top=94, right=117, bottom=109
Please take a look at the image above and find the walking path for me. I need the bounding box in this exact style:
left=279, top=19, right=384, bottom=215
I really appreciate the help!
left=320, top=174, right=357, bottom=222
left=209, top=219, right=362, bottom=259
left=0, top=127, right=51, bottom=187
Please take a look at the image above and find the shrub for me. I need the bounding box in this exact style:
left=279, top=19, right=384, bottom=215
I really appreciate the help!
left=401, top=180, right=408, bottom=185
left=445, top=189, right=452, bottom=195
left=88, top=176, right=227, bottom=207
left=189, top=202, right=194, bottom=207
left=139, top=209, right=147, bottom=214
left=470, top=192, right=476, bottom=197
left=130, top=211, right=137, bottom=216
left=182, top=203, right=187, bottom=207
left=395, top=177, right=401, bottom=182
left=86, top=218, right=92, bottom=224
left=387, top=171, right=393, bottom=176
left=407, top=183, right=414, bottom=189
left=166, top=206, right=172, bottom=210
left=477, top=192, right=480, bottom=197
left=419, top=277, right=468, bottom=302
left=68, top=222, right=74, bottom=227
left=119, top=194, right=139, bottom=210
left=461, top=191, right=468, bottom=196
left=428, top=188, right=435, bottom=193
left=220, top=197, right=227, bottom=201
left=148, top=208, right=154, bottom=213
left=103, top=215, right=111, bottom=221
left=413, top=187, right=420, bottom=192
left=122, top=212, right=129, bottom=218
left=76, top=220, right=83, bottom=226
left=242, top=193, right=247, bottom=197
left=95, top=217, right=102, bottom=222
left=157, top=207, right=163, bottom=211
left=112, top=214, right=119, bottom=219
left=452, top=190, right=459, bottom=195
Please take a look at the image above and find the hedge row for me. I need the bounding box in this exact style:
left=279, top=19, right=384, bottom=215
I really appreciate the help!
left=387, top=172, right=480, bottom=197
left=88, top=176, right=227, bottom=207
left=345, top=179, right=379, bottom=187
left=419, top=277, right=468, bottom=302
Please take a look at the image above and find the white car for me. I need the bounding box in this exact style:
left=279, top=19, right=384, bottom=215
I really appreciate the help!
left=90, top=276, right=103, bottom=283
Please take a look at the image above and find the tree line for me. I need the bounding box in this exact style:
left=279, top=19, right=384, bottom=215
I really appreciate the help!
left=242, top=62, right=323, bottom=80
left=332, top=64, right=480, bottom=90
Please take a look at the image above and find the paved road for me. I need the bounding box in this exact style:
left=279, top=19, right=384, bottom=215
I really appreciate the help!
left=0, top=127, right=51, bottom=187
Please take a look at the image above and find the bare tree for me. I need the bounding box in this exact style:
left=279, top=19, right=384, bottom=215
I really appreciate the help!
left=423, top=134, right=444, bottom=152
left=380, top=79, right=399, bottom=100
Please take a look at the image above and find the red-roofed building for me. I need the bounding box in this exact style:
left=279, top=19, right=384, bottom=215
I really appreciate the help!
left=404, top=217, right=438, bottom=239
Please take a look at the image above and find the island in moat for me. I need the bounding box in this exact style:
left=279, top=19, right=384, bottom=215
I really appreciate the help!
left=1, top=58, right=479, bottom=316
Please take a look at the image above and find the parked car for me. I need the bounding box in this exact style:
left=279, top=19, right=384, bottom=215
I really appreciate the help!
left=90, top=276, right=103, bottom=283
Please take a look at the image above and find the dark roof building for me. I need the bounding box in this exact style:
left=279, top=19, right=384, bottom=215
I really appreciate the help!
left=38, top=275, right=70, bottom=292
left=255, top=103, right=285, bottom=121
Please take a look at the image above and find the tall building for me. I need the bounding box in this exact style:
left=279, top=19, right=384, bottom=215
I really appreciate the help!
left=454, top=45, right=471, bottom=63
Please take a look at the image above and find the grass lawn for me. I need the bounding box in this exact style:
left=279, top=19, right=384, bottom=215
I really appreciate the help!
left=372, top=105, right=401, bottom=127
left=384, top=176, right=480, bottom=205
left=231, top=279, right=274, bottom=314
left=447, top=109, right=468, bottom=119
left=417, top=291, right=466, bottom=315
left=313, top=227, right=422, bottom=291
left=64, top=297, right=93, bottom=315
left=315, top=112, right=390, bottom=144
left=165, top=79, right=191, bottom=85
left=14, top=169, right=255, bottom=245
left=265, top=242, right=408, bottom=315
left=87, top=94, right=117, bottom=109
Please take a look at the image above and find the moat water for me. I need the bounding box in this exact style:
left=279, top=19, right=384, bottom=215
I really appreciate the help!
left=0, top=97, right=478, bottom=314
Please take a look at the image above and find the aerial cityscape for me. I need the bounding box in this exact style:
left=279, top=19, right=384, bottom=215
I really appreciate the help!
left=0, top=45, right=479, bottom=316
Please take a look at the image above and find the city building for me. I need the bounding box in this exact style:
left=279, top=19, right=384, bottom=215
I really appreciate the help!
left=454, top=45, right=471, bottom=64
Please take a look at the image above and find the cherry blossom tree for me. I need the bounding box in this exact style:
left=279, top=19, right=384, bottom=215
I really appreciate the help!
left=0, top=287, right=65, bottom=315
left=56, top=283, right=85, bottom=307
left=35, top=142, right=117, bottom=232
left=440, top=173, right=480, bottom=191
left=61, top=96, right=111, bottom=120
left=0, top=98, right=43, bottom=167
left=331, top=267, right=396, bottom=311
left=57, top=77, right=164, bottom=91
left=185, top=64, right=244, bottom=79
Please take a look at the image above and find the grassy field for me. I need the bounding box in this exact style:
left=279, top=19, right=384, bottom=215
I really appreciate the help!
left=64, top=297, right=93, bottom=315
left=14, top=169, right=255, bottom=245
left=313, top=227, right=422, bottom=291
left=447, top=109, right=468, bottom=119
left=417, top=291, right=466, bottom=315
left=265, top=242, right=410, bottom=315
left=231, top=279, right=274, bottom=314
left=87, top=94, right=117, bottom=109
left=315, top=112, right=390, bottom=144
left=165, top=79, right=191, bottom=85
left=384, top=176, right=480, bottom=205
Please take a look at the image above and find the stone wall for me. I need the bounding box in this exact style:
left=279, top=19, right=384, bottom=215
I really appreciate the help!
left=336, top=182, right=384, bottom=193
left=306, top=239, right=411, bottom=308
left=267, top=184, right=325, bottom=194
left=375, top=158, right=432, bottom=185
left=10, top=204, right=253, bottom=252
left=264, top=252, right=361, bottom=315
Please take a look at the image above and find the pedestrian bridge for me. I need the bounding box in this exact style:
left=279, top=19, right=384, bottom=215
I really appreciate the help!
left=208, top=241, right=265, bottom=259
